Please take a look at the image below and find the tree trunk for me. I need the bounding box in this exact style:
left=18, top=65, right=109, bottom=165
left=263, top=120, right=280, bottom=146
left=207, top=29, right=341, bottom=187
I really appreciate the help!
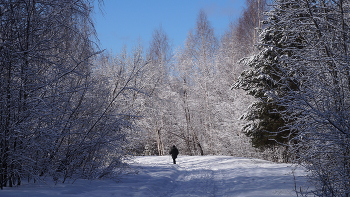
left=156, top=128, right=164, bottom=156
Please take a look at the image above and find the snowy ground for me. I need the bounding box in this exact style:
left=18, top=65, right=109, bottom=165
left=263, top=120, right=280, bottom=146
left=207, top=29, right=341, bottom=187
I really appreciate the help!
left=1, top=156, right=307, bottom=197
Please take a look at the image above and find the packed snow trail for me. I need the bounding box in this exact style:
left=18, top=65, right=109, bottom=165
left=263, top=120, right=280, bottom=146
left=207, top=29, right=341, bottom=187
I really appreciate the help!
left=130, top=156, right=304, bottom=197
left=1, top=156, right=307, bottom=197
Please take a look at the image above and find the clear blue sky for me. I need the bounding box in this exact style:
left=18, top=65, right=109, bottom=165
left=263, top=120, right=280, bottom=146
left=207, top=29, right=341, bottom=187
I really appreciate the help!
left=93, top=0, right=246, bottom=54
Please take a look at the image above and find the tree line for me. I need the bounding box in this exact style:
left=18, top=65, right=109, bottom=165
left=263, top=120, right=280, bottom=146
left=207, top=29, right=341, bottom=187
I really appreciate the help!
left=2, top=0, right=348, bottom=196
left=92, top=1, right=272, bottom=160
left=0, top=0, right=272, bottom=189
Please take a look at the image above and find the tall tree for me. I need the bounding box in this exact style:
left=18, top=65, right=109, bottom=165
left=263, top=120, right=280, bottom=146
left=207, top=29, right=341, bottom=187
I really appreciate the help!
left=185, top=9, right=219, bottom=154
left=232, top=0, right=295, bottom=154
left=144, top=25, right=172, bottom=156
left=219, top=21, right=260, bottom=158
left=174, top=48, right=204, bottom=155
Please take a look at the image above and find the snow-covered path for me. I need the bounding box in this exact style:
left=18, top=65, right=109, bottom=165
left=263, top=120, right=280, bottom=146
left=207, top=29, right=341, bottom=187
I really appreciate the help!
left=1, top=156, right=306, bottom=197
left=129, top=156, right=304, bottom=197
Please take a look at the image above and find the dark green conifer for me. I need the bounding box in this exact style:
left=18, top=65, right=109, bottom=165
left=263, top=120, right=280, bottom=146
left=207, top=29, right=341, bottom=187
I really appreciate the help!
left=234, top=1, right=304, bottom=150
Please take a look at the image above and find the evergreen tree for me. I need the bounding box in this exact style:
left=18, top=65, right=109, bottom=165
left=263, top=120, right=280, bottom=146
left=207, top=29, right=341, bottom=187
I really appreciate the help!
left=233, top=0, right=303, bottom=151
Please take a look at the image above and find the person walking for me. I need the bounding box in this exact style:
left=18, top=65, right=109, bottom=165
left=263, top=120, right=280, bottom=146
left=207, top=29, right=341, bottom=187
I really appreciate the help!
left=169, top=145, right=179, bottom=164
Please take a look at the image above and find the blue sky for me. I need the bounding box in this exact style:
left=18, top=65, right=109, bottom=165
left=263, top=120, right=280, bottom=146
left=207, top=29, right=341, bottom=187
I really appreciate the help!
left=93, top=0, right=246, bottom=54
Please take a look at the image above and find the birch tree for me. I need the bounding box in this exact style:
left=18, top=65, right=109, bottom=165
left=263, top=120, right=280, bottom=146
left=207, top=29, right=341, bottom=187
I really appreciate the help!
left=184, top=9, right=219, bottom=154
left=142, top=25, right=172, bottom=156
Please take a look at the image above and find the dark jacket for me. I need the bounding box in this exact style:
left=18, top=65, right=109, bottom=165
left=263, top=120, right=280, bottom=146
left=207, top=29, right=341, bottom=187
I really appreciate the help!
left=169, top=146, right=179, bottom=159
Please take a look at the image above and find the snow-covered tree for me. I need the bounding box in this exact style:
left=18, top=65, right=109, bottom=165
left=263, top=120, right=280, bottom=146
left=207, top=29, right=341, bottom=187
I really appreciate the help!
left=226, top=0, right=293, bottom=161
left=233, top=0, right=299, bottom=153
left=219, top=21, right=262, bottom=158
left=0, top=0, right=133, bottom=188
left=140, top=25, right=172, bottom=156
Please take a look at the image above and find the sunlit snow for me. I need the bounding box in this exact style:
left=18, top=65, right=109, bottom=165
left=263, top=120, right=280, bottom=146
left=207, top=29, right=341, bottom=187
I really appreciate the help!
left=1, top=156, right=307, bottom=197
